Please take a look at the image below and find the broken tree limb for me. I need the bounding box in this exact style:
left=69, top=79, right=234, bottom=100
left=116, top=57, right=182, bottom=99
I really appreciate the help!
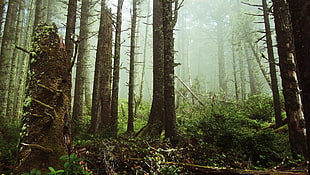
left=175, top=74, right=205, bottom=107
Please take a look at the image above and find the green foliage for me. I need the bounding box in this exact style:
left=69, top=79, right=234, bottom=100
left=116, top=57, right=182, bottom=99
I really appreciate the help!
left=117, top=99, right=150, bottom=134
left=244, top=95, right=275, bottom=122
left=0, top=122, right=20, bottom=174
left=21, top=168, right=42, bottom=175
left=176, top=94, right=290, bottom=169
left=21, top=154, right=91, bottom=175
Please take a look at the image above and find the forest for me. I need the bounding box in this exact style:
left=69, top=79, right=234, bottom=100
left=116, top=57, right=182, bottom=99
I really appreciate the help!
left=0, top=0, right=310, bottom=174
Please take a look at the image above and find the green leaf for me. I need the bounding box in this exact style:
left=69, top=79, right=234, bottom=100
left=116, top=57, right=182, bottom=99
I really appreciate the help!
left=69, top=153, right=77, bottom=159
left=48, top=167, right=56, bottom=172
left=59, top=155, right=69, bottom=160
left=63, top=161, right=70, bottom=169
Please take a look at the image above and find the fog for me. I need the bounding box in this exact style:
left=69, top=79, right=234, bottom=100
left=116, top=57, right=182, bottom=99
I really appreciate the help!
left=63, top=0, right=277, bottom=101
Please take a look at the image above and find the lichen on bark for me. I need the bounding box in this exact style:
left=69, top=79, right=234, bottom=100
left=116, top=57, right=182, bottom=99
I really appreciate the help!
left=14, top=23, right=71, bottom=174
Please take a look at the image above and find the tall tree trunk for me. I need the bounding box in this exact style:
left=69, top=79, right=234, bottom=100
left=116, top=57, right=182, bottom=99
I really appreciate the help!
left=0, top=0, right=18, bottom=121
left=286, top=0, right=310, bottom=168
left=249, top=42, right=272, bottom=89
left=272, top=0, right=306, bottom=157
left=262, top=0, right=283, bottom=126
left=231, top=35, right=239, bottom=100
left=127, top=0, right=138, bottom=133
left=15, top=24, right=71, bottom=174
left=89, top=0, right=111, bottom=134
left=239, top=52, right=246, bottom=100
left=163, top=0, right=177, bottom=139
left=46, top=0, right=53, bottom=23
left=14, top=0, right=35, bottom=120
left=217, top=19, right=227, bottom=96
left=137, top=0, right=165, bottom=138
left=65, top=0, right=77, bottom=59
left=245, top=45, right=259, bottom=95
left=135, top=0, right=151, bottom=118
left=98, top=4, right=113, bottom=135
left=72, top=0, right=89, bottom=136
left=7, top=0, right=25, bottom=120
left=32, top=0, right=42, bottom=35
left=111, top=0, right=124, bottom=137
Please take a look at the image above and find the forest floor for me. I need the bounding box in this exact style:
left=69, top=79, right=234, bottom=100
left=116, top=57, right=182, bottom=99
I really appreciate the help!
left=69, top=137, right=308, bottom=175
left=0, top=139, right=307, bottom=174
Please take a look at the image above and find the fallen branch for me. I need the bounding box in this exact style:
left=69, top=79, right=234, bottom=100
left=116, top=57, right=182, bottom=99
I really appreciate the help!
left=175, top=74, right=205, bottom=107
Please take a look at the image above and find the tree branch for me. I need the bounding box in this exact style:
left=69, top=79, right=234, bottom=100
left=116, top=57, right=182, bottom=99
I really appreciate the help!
left=15, top=45, right=30, bottom=54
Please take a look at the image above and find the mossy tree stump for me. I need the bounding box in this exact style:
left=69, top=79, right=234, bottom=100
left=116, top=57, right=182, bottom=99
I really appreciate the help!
left=15, top=24, right=71, bottom=174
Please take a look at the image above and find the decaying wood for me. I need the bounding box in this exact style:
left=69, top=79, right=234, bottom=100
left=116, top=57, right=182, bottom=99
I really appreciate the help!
left=175, top=74, right=205, bottom=106
left=15, top=23, right=71, bottom=174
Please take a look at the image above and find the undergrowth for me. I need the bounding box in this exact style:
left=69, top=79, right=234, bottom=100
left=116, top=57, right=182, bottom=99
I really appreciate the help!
left=0, top=94, right=299, bottom=174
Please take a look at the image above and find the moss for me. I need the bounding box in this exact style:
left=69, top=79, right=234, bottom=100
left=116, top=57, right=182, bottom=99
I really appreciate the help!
left=15, top=23, right=71, bottom=174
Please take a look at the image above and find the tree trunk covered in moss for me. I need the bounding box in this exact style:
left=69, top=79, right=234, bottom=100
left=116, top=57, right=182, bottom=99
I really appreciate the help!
left=163, top=0, right=177, bottom=139
left=72, top=0, right=89, bottom=136
left=0, top=0, right=18, bottom=122
left=272, top=0, right=306, bottom=157
left=111, top=0, right=124, bottom=137
left=262, top=0, right=283, bottom=126
left=65, top=0, right=77, bottom=58
left=286, top=0, right=310, bottom=168
left=127, top=0, right=138, bottom=133
left=15, top=24, right=71, bottom=174
left=137, top=0, right=165, bottom=138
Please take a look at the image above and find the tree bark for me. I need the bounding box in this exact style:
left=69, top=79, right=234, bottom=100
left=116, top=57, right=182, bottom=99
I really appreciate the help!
left=97, top=4, right=113, bottom=135
left=32, top=0, right=42, bottom=36
left=163, top=0, right=177, bottom=139
left=127, top=0, right=138, bottom=133
left=111, top=0, right=124, bottom=137
left=65, top=0, right=77, bottom=59
left=6, top=0, right=25, bottom=121
left=137, top=0, right=165, bottom=138
left=231, top=35, right=239, bottom=100
left=286, top=0, right=310, bottom=168
left=15, top=24, right=71, bottom=174
left=14, top=0, right=35, bottom=122
left=239, top=51, right=246, bottom=100
left=72, top=0, right=89, bottom=136
left=0, top=0, right=18, bottom=121
left=272, top=0, right=306, bottom=157
left=262, top=0, right=283, bottom=126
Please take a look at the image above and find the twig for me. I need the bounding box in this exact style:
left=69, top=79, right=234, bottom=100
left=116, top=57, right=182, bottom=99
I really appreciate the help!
left=21, top=143, right=53, bottom=153
left=15, top=45, right=30, bottom=54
